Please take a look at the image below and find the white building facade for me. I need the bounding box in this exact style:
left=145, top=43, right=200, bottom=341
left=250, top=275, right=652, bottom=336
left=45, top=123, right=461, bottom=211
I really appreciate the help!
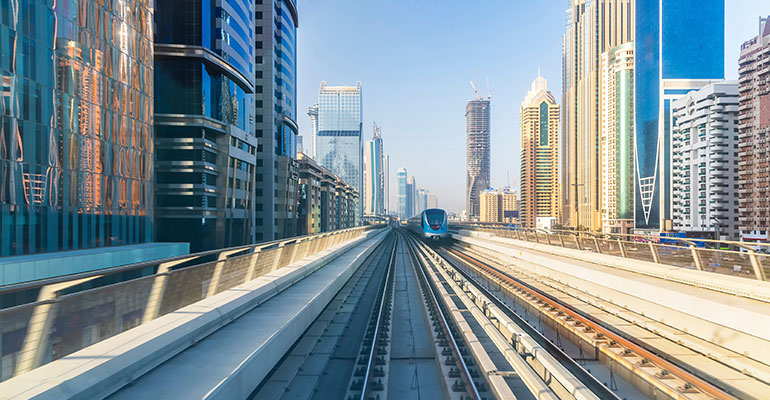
left=671, top=82, right=740, bottom=240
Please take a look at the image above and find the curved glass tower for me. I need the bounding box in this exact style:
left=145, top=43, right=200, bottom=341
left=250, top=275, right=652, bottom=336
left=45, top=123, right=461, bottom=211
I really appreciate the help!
left=154, top=0, right=257, bottom=251
left=0, top=0, right=154, bottom=256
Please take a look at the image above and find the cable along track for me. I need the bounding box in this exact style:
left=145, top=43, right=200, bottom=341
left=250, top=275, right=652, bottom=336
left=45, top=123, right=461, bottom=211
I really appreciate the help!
left=443, top=243, right=737, bottom=400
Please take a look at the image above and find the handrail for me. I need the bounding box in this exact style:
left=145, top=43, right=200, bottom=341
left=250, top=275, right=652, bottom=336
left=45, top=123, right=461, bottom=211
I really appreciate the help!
left=0, top=226, right=380, bottom=295
left=451, top=223, right=770, bottom=250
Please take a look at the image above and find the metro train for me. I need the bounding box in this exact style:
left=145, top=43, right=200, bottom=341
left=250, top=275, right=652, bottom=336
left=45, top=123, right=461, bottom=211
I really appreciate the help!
left=407, top=208, right=450, bottom=241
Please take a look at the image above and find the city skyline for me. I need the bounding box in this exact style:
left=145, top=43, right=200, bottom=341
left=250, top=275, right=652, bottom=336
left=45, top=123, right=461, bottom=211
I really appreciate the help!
left=297, top=1, right=768, bottom=213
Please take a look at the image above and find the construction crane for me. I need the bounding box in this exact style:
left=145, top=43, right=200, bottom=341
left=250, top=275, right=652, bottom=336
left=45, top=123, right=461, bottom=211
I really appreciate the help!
left=469, top=80, right=481, bottom=100
left=469, top=79, right=490, bottom=101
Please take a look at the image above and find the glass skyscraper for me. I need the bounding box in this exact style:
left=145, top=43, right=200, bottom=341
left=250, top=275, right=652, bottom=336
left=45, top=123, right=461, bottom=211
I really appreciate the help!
left=314, top=82, right=363, bottom=223
left=634, top=0, right=724, bottom=231
left=154, top=0, right=258, bottom=251
left=255, top=0, right=300, bottom=241
left=364, top=123, right=385, bottom=216
left=0, top=0, right=154, bottom=256
left=397, top=168, right=407, bottom=219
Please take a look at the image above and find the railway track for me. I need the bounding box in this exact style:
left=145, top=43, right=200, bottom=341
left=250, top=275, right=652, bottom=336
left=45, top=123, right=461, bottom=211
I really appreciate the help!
left=254, top=228, right=753, bottom=399
left=252, top=230, right=485, bottom=400
left=441, top=242, right=745, bottom=400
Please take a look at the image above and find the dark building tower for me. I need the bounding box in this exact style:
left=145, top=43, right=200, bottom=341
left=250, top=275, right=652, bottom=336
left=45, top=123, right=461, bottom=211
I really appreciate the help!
left=154, top=0, right=258, bottom=251
left=465, top=96, right=491, bottom=220
left=254, top=0, right=300, bottom=241
left=0, top=0, right=155, bottom=257
left=738, top=16, right=770, bottom=241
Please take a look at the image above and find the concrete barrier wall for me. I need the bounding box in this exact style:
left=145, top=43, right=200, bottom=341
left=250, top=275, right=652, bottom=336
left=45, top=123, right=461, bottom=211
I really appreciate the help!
left=454, top=232, right=770, bottom=368
left=0, top=228, right=388, bottom=400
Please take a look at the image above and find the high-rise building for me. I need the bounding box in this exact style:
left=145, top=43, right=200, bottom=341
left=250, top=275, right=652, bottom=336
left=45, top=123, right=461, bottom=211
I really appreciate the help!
left=634, top=0, right=724, bottom=232
left=364, top=123, right=385, bottom=216
left=479, top=189, right=500, bottom=223
left=520, top=74, right=560, bottom=229
left=154, top=0, right=258, bottom=251
left=307, top=104, right=319, bottom=158
left=466, top=97, right=491, bottom=220
left=562, top=0, right=634, bottom=232
left=416, top=188, right=429, bottom=214
left=0, top=0, right=192, bottom=275
left=600, top=42, right=635, bottom=235
left=428, top=192, right=439, bottom=210
left=397, top=168, right=408, bottom=218
left=738, top=16, right=770, bottom=242
left=406, top=176, right=416, bottom=217
left=254, top=0, right=300, bottom=241
left=479, top=187, right=518, bottom=224
left=313, top=82, right=363, bottom=224
left=384, top=155, right=390, bottom=214
left=672, top=82, right=740, bottom=240
left=500, top=187, right=519, bottom=225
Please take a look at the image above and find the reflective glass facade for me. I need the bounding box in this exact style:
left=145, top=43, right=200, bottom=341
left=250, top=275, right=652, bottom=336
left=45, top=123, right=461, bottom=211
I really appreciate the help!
left=364, top=125, right=384, bottom=216
left=154, top=0, right=257, bottom=251
left=0, top=0, right=154, bottom=256
left=254, top=0, right=299, bottom=241
left=397, top=168, right=407, bottom=219
left=316, top=82, right=363, bottom=222
left=634, top=0, right=724, bottom=230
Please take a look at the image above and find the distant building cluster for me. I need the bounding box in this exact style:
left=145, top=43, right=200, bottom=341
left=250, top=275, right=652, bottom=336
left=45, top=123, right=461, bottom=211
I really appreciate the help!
left=458, top=2, right=769, bottom=244
left=396, top=169, right=439, bottom=219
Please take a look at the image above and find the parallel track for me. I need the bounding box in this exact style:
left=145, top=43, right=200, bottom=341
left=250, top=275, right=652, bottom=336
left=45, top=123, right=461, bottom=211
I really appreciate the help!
left=402, top=232, right=481, bottom=400
left=444, top=244, right=736, bottom=400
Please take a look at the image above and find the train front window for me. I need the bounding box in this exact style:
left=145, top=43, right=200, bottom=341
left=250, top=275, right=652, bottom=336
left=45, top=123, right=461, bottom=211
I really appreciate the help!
left=424, top=211, right=444, bottom=227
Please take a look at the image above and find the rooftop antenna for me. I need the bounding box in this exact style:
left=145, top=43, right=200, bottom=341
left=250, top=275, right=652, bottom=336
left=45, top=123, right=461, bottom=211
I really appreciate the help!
left=373, top=121, right=381, bottom=139
left=486, top=77, right=491, bottom=100
left=507, top=171, right=510, bottom=187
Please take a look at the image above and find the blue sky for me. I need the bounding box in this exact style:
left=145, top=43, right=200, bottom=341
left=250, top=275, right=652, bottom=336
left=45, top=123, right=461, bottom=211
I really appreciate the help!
left=297, top=1, right=769, bottom=213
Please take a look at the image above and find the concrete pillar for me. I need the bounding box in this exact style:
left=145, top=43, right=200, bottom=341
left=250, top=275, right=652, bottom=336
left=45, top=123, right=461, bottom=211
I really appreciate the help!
left=142, top=256, right=198, bottom=324
left=748, top=250, right=767, bottom=281
left=14, top=276, right=100, bottom=376
left=649, top=243, right=661, bottom=264
left=689, top=245, right=704, bottom=271
left=245, top=248, right=262, bottom=282
left=206, top=249, right=242, bottom=298
left=617, top=240, right=627, bottom=258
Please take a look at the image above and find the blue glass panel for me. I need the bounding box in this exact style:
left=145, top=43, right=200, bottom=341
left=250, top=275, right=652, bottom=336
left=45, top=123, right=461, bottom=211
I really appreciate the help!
left=662, top=0, right=724, bottom=79
left=635, top=0, right=661, bottom=229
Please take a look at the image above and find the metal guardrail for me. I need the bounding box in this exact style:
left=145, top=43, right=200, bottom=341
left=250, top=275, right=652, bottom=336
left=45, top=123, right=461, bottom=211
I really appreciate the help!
left=0, top=225, right=382, bottom=382
left=451, top=224, right=768, bottom=282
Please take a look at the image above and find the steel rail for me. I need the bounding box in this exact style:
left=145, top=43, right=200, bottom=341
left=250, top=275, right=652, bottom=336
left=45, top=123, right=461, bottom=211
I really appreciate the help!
left=403, top=233, right=481, bottom=400
left=441, top=246, right=619, bottom=400
left=359, top=233, right=397, bottom=400
left=446, top=246, right=736, bottom=400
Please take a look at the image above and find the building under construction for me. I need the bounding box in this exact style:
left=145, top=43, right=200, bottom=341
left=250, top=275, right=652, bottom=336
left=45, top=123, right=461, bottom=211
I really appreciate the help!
left=466, top=88, right=491, bottom=220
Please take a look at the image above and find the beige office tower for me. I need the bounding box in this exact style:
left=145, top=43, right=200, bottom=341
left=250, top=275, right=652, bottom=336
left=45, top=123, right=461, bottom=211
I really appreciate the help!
left=600, top=42, right=635, bottom=235
left=500, top=187, right=518, bottom=224
left=479, top=189, right=500, bottom=223
left=562, top=0, right=634, bottom=231
left=520, top=74, right=560, bottom=229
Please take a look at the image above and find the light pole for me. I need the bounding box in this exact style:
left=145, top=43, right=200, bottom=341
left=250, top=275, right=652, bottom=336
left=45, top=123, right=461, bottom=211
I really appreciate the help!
left=571, top=182, right=585, bottom=233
